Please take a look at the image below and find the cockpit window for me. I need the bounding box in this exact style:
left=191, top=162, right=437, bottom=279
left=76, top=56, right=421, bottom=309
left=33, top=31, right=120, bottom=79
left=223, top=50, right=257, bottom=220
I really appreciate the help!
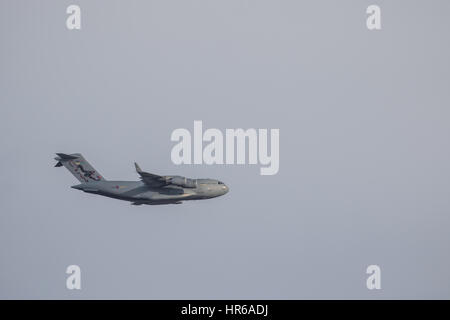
left=218, top=181, right=224, bottom=185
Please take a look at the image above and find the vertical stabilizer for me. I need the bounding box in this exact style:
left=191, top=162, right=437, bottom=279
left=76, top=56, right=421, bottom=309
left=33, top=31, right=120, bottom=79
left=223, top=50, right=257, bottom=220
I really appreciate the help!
left=54, top=153, right=106, bottom=182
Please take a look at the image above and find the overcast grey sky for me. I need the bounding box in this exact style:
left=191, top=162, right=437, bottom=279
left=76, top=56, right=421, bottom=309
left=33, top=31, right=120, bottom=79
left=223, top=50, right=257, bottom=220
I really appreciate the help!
left=1, top=0, right=450, bottom=299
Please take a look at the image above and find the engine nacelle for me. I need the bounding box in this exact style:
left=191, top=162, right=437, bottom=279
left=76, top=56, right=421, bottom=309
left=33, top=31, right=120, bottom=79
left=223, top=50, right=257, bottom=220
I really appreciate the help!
left=169, top=176, right=197, bottom=188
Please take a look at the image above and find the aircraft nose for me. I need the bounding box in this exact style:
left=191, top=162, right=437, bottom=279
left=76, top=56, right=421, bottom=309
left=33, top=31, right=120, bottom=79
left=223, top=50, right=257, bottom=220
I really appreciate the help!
left=221, top=184, right=229, bottom=194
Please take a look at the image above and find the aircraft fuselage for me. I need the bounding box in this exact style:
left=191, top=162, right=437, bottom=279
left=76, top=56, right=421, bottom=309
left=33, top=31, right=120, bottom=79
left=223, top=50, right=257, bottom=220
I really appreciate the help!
left=71, top=179, right=229, bottom=205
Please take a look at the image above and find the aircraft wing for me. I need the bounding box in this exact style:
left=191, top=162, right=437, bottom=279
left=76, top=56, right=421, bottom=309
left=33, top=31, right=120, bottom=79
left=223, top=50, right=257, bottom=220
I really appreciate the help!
left=134, top=162, right=168, bottom=187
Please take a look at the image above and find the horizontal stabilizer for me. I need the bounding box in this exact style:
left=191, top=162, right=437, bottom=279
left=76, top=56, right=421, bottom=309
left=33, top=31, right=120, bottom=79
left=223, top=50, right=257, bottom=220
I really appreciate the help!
left=56, top=153, right=79, bottom=160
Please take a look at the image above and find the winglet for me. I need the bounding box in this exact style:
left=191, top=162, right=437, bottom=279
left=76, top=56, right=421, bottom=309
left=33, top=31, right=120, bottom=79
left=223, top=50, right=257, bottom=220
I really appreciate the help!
left=134, top=162, right=142, bottom=173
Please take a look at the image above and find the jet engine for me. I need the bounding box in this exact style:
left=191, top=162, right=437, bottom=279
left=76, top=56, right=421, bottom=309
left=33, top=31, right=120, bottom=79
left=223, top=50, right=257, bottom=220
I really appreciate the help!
left=168, top=176, right=197, bottom=188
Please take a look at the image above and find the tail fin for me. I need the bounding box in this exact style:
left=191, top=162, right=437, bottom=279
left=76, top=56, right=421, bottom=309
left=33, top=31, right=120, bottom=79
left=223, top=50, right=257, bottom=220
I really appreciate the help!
left=54, top=153, right=106, bottom=182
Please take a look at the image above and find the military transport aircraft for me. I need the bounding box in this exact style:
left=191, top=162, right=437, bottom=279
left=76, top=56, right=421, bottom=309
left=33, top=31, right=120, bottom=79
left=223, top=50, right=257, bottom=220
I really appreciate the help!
left=54, top=153, right=229, bottom=205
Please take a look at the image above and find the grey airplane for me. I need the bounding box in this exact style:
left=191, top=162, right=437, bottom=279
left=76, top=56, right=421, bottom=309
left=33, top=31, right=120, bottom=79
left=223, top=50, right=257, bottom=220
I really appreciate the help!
left=54, top=153, right=229, bottom=205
